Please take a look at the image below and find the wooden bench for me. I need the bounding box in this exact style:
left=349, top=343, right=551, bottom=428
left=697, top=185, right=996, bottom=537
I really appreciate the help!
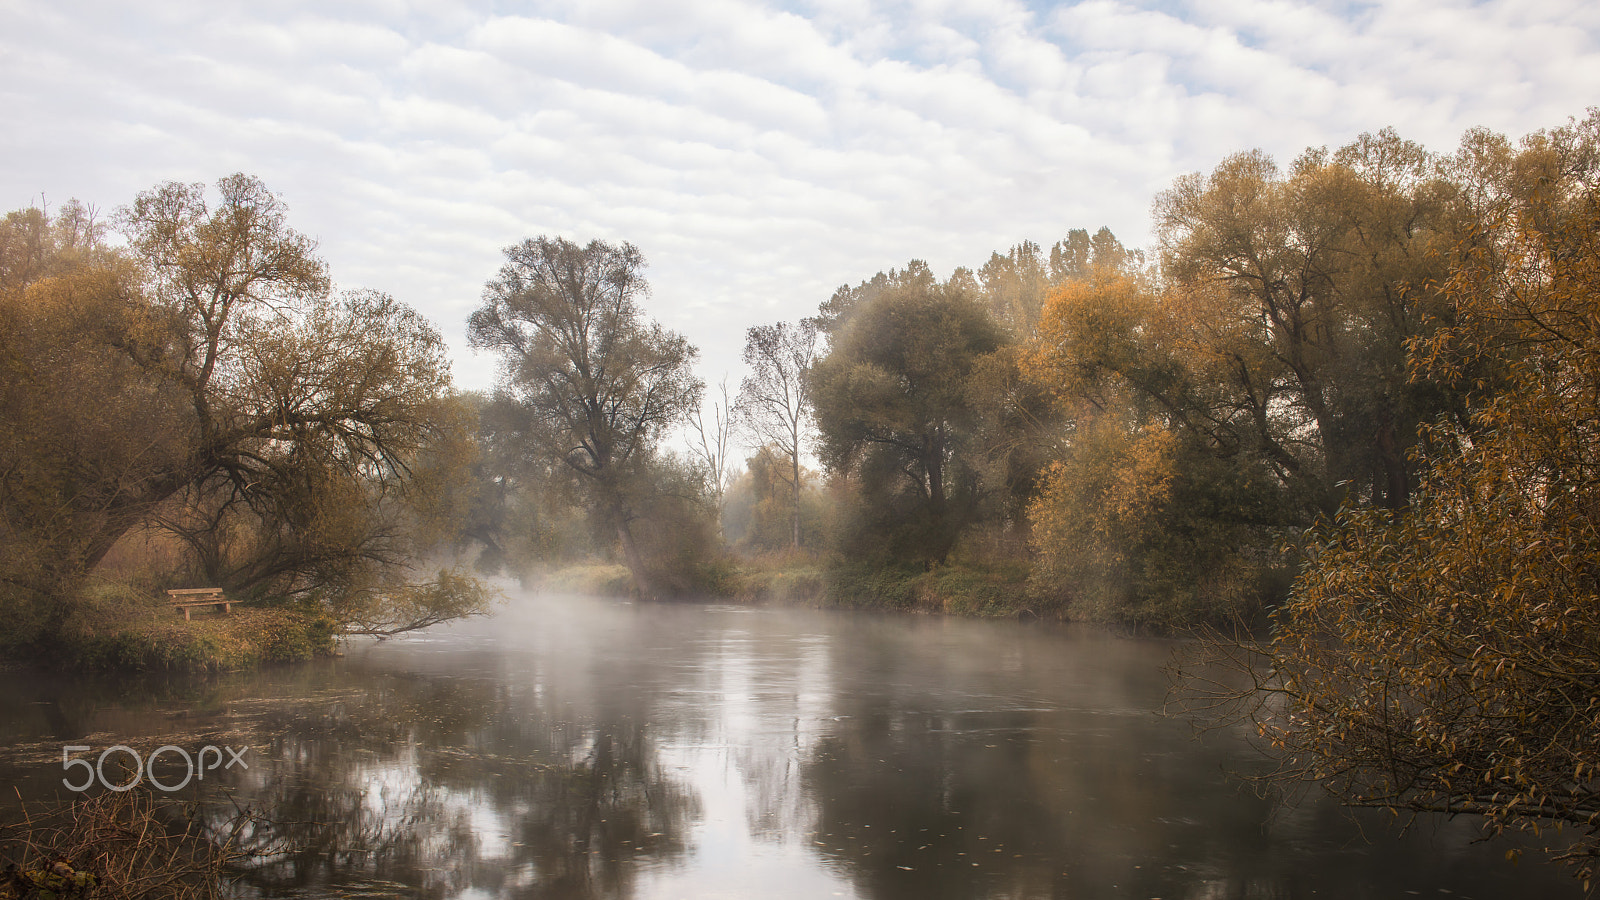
left=167, top=588, right=231, bottom=620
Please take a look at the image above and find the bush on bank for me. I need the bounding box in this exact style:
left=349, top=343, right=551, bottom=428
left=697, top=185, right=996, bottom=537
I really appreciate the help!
left=0, top=784, right=244, bottom=900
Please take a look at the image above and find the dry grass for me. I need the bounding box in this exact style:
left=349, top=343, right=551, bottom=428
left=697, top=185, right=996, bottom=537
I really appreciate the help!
left=528, top=563, right=635, bottom=597
left=0, top=787, right=271, bottom=900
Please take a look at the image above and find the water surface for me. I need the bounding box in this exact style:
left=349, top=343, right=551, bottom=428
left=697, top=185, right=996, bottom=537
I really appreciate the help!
left=0, top=589, right=1578, bottom=898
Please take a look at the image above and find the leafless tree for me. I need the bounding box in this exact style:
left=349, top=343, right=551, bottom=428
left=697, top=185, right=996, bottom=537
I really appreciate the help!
left=736, top=320, right=819, bottom=550
left=686, top=376, right=738, bottom=531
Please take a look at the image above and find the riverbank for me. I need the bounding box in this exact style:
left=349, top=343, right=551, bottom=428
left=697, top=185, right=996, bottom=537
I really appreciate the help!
left=529, top=557, right=1048, bottom=619
left=7, top=582, right=338, bottom=673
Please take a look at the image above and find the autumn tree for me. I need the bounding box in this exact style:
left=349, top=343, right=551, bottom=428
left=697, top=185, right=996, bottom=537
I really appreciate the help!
left=947, top=228, right=1142, bottom=554
left=968, top=229, right=1139, bottom=335
left=1016, top=131, right=1471, bottom=626
left=0, top=178, right=485, bottom=640
left=736, top=320, right=819, bottom=550
left=1021, top=267, right=1287, bottom=625
left=1213, top=112, right=1600, bottom=878
left=0, top=203, right=188, bottom=625
left=722, top=443, right=823, bottom=553
left=117, top=176, right=467, bottom=604
left=970, top=240, right=1052, bottom=335
left=467, top=236, right=702, bottom=597
left=811, top=265, right=1004, bottom=564
left=1154, top=130, right=1463, bottom=512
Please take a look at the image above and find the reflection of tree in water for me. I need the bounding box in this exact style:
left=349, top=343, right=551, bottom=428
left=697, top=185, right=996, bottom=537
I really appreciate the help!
left=799, top=682, right=1566, bottom=900
left=790, top=622, right=1229, bottom=899
left=215, top=672, right=697, bottom=900
left=802, top=704, right=1074, bottom=900
left=801, top=695, right=1321, bottom=900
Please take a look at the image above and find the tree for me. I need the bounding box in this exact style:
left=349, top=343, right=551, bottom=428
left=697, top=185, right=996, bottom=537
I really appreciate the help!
left=1209, top=113, right=1600, bottom=879
left=1154, top=131, right=1463, bottom=512
left=736, top=320, right=819, bottom=550
left=953, top=230, right=1142, bottom=337
left=117, top=176, right=462, bottom=600
left=974, top=240, right=1052, bottom=334
left=810, top=267, right=1004, bottom=564
left=151, top=289, right=467, bottom=594
left=1047, top=226, right=1138, bottom=283
left=686, top=377, right=738, bottom=532
left=0, top=204, right=188, bottom=622
left=332, top=568, right=500, bottom=639
left=453, top=391, right=590, bottom=576
left=722, top=443, right=823, bottom=553
left=1021, top=267, right=1286, bottom=626
left=1016, top=131, right=1470, bottom=626
left=0, top=177, right=482, bottom=639
left=467, top=236, right=701, bottom=597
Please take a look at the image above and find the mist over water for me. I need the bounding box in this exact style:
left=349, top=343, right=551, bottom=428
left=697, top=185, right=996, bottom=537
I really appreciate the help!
left=0, top=588, right=1579, bottom=898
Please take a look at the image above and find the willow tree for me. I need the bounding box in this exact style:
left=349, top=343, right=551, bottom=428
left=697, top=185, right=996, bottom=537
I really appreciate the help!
left=467, top=236, right=701, bottom=597
left=119, top=176, right=465, bottom=603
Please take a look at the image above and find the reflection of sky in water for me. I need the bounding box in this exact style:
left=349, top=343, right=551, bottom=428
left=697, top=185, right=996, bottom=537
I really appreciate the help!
left=637, top=622, right=860, bottom=899
left=0, top=589, right=1585, bottom=899
left=643, top=744, right=858, bottom=899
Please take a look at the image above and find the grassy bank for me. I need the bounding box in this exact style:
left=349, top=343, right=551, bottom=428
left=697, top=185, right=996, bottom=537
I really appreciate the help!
left=18, top=582, right=338, bottom=673
left=530, top=556, right=1043, bottom=619
left=736, top=559, right=1041, bottom=617
left=526, top=563, right=637, bottom=597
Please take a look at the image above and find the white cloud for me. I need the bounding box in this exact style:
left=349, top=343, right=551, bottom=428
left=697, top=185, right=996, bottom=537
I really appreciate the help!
left=4, top=0, right=1597, bottom=398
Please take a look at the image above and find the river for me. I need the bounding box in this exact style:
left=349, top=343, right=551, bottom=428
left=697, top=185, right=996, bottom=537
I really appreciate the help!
left=0, top=588, right=1579, bottom=898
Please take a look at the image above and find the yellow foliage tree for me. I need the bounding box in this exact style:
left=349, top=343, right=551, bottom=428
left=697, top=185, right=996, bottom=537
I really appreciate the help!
left=1235, top=113, right=1600, bottom=878
left=1022, top=267, right=1283, bottom=627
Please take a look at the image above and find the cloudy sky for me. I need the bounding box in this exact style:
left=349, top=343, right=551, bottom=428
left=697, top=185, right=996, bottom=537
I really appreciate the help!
left=3, top=0, right=1597, bottom=394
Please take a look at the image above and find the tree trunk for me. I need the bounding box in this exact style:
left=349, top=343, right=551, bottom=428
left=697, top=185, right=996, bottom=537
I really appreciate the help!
left=1375, top=414, right=1410, bottom=509
left=790, top=446, right=802, bottom=551
left=926, top=426, right=952, bottom=563
left=616, top=517, right=655, bottom=600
